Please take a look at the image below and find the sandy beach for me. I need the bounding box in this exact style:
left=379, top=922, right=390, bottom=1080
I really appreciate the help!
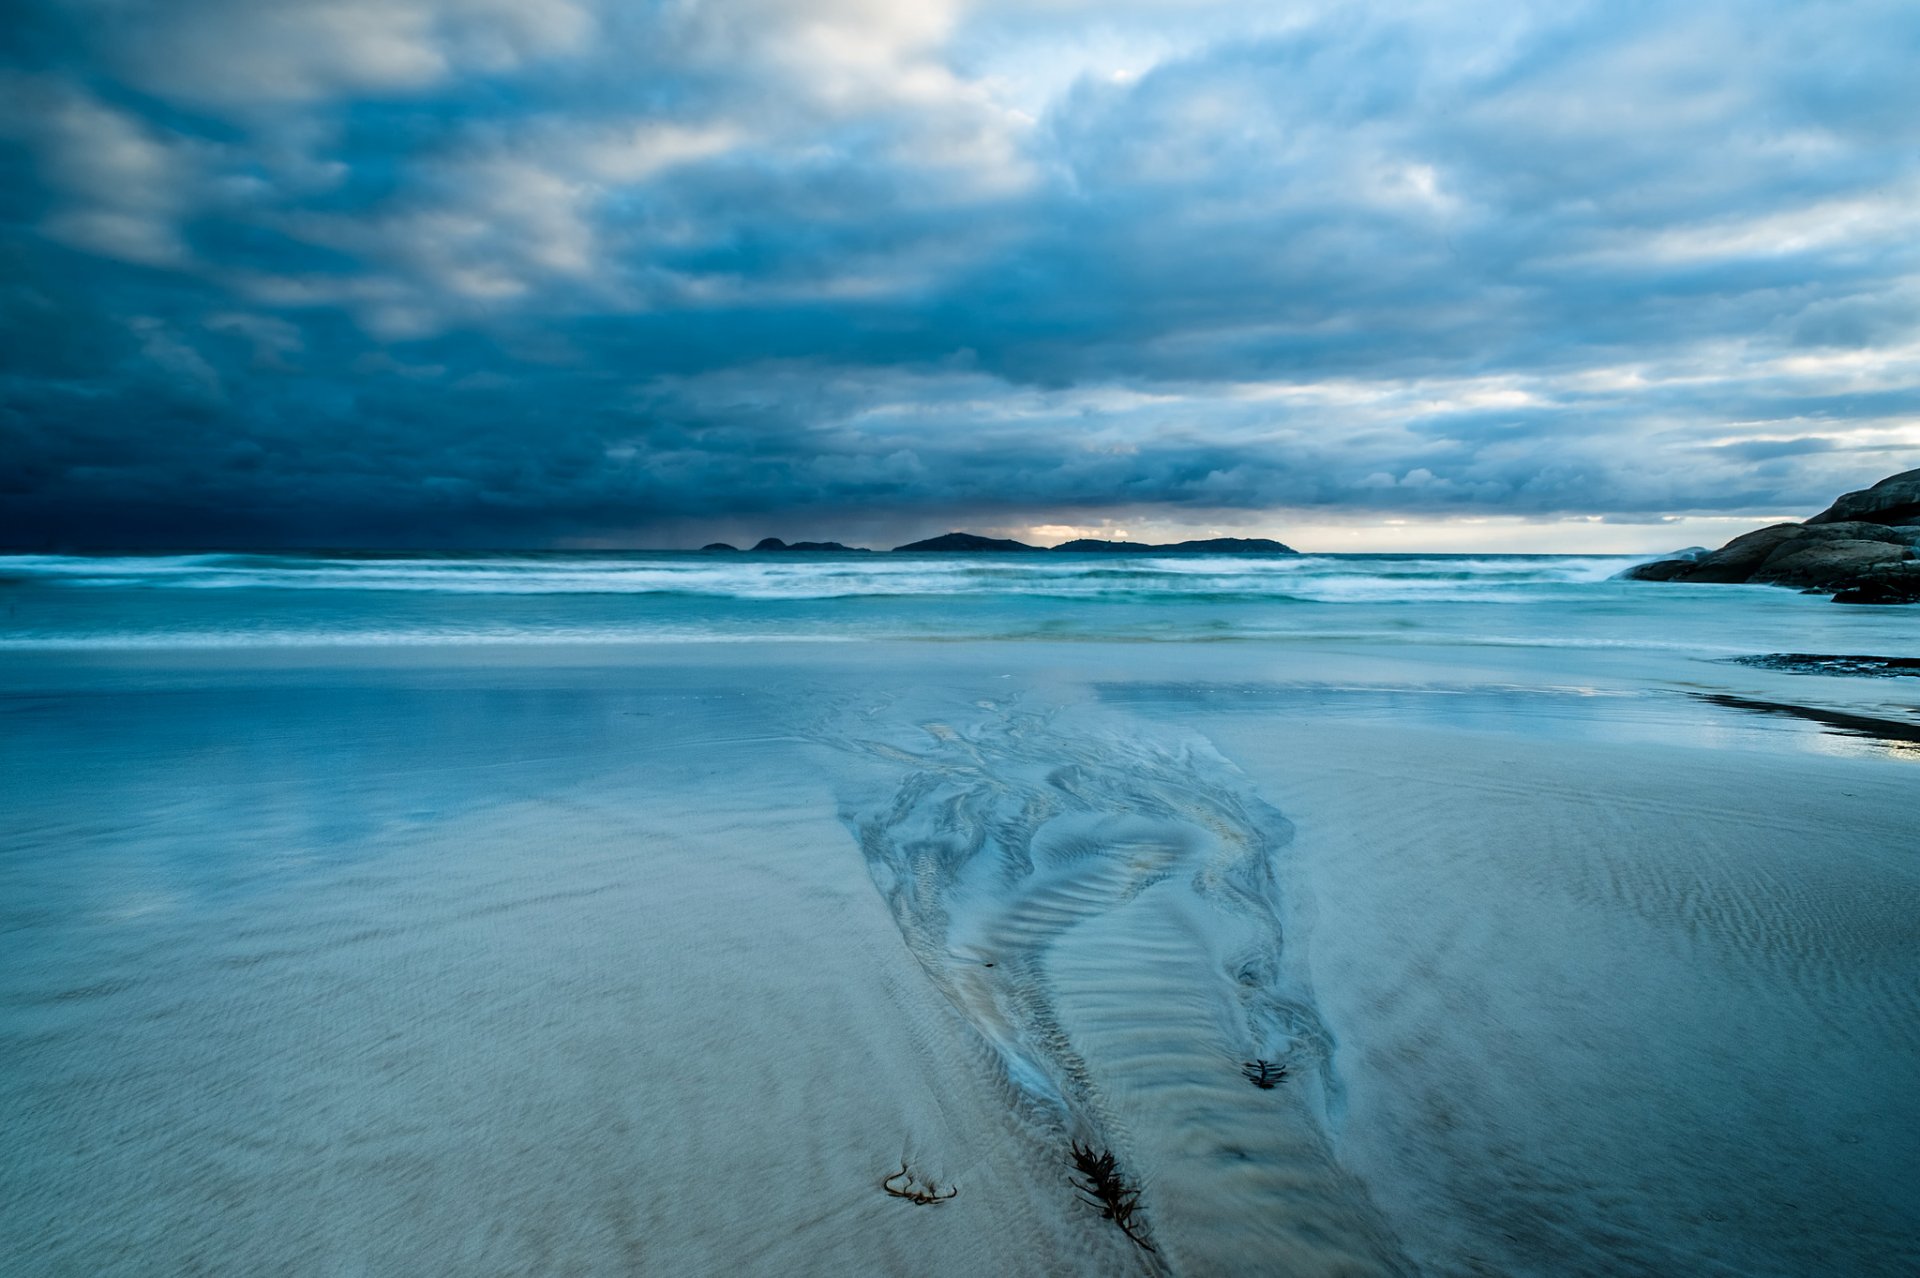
left=4, top=629, right=1916, bottom=1276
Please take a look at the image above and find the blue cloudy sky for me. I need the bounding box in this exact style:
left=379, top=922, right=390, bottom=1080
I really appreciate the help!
left=3, top=0, right=1917, bottom=550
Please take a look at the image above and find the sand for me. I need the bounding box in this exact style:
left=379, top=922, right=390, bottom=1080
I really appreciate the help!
left=2, top=640, right=1916, bottom=1275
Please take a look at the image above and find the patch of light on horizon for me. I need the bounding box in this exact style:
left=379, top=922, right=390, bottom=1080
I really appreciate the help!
left=994, top=511, right=1831, bottom=555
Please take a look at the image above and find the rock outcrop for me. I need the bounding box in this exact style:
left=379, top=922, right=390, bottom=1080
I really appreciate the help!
left=1051, top=536, right=1298, bottom=554
left=1625, top=469, right=1920, bottom=603
left=1748, top=535, right=1906, bottom=587
left=1804, top=468, right=1920, bottom=527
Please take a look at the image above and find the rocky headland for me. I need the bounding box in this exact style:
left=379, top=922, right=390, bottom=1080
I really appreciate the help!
left=1625, top=468, right=1920, bottom=604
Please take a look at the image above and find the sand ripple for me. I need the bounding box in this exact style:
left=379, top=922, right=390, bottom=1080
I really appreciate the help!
left=830, top=697, right=1408, bottom=1275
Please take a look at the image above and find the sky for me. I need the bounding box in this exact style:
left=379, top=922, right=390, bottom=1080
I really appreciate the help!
left=3, top=0, right=1918, bottom=551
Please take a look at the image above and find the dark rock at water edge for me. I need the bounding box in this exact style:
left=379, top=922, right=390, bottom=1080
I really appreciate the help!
left=1832, top=562, right=1920, bottom=605
left=892, top=532, right=1043, bottom=552
left=1624, top=468, right=1920, bottom=603
left=1729, top=653, right=1920, bottom=677
left=1626, top=555, right=1701, bottom=582
left=751, top=537, right=871, bottom=552
left=1051, top=536, right=1298, bottom=555
left=701, top=542, right=739, bottom=552
left=1637, top=520, right=1913, bottom=585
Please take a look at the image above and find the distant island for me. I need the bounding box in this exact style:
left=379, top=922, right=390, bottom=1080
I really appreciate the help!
left=753, top=537, right=870, bottom=553
left=1626, top=467, right=1919, bottom=604
left=1050, top=536, right=1297, bottom=554
left=702, top=538, right=869, bottom=553
left=707, top=531, right=1299, bottom=554
left=893, top=532, right=1044, bottom=553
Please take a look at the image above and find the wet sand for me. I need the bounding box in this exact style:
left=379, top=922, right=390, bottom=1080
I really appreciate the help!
left=2, top=641, right=1916, bottom=1275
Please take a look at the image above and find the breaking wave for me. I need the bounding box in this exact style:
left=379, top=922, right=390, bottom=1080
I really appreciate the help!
left=1, top=550, right=1637, bottom=602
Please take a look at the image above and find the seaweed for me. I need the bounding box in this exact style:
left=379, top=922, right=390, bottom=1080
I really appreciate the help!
left=881, top=1162, right=957, bottom=1205
left=1069, top=1142, right=1154, bottom=1252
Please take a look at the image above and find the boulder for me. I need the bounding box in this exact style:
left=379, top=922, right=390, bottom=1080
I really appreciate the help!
left=1749, top=539, right=1908, bottom=588
left=1832, top=563, right=1920, bottom=605
left=1676, top=523, right=1808, bottom=581
left=1805, top=467, right=1920, bottom=527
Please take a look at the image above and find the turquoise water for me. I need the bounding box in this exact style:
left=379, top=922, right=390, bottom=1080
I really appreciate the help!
left=3, top=550, right=1913, bottom=655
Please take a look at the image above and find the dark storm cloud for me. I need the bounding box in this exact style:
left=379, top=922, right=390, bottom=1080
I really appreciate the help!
left=2, top=0, right=1917, bottom=546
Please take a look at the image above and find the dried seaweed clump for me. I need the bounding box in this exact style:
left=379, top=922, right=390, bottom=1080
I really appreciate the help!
left=1069, top=1142, right=1154, bottom=1252
left=882, top=1163, right=957, bottom=1205
left=1242, top=1059, right=1287, bottom=1089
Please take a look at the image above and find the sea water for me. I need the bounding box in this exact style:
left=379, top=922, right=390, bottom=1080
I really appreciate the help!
left=2, top=549, right=1915, bottom=655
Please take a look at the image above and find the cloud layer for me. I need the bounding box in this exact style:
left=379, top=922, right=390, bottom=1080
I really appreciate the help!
left=3, top=0, right=1918, bottom=547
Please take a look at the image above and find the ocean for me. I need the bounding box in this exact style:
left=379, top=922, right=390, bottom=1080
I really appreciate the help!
left=3, top=552, right=1916, bottom=1276
left=3, top=548, right=1913, bottom=653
